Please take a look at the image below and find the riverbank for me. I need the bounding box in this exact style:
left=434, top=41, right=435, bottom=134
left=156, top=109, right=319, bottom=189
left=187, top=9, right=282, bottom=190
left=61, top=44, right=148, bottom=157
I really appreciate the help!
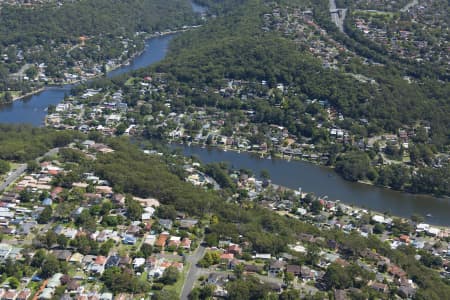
left=179, top=142, right=450, bottom=231
left=174, top=142, right=450, bottom=226
left=176, top=139, right=448, bottom=200
left=357, top=178, right=450, bottom=202
left=4, top=26, right=202, bottom=105
left=2, top=87, right=46, bottom=103
left=0, top=34, right=177, bottom=126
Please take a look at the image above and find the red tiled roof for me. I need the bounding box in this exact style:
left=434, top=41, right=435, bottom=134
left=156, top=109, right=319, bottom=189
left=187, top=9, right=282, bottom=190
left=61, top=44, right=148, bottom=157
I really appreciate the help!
left=95, top=255, right=107, bottom=265
left=220, top=253, right=234, bottom=260
left=48, top=169, right=59, bottom=175
left=155, top=235, right=168, bottom=247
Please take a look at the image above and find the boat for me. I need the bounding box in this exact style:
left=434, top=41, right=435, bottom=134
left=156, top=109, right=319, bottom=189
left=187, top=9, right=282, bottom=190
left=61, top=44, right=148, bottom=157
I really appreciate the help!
left=426, top=213, right=433, bottom=218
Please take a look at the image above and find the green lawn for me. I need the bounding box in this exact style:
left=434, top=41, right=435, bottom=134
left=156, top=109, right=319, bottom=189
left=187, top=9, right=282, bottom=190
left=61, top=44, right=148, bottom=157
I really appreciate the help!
left=354, top=9, right=396, bottom=17
left=0, top=162, right=20, bottom=181
left=163, top=262, right=191, bottom=297
left=0, top=91, right=21, bottom=99
left=125, top=77, right=138, bottom=86
left=140, top=271, right=148, bottom=281
left=115, top=241, right=141, bottom=256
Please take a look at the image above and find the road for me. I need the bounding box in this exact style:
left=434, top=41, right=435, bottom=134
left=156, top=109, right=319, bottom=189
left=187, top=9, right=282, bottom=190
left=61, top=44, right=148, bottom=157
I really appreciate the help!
left=10, top=63, right=32, bottom=80
left=329, top=0, right=347, bottom=32
left=0, top=148, right=59, bottom=193
left=180, top=242, right=206, bottom=300
left=0, top=164, right=27, bottom=193
left=400, top=0, right=418, bottom=12
left=329, top=0, right=337, bottom=11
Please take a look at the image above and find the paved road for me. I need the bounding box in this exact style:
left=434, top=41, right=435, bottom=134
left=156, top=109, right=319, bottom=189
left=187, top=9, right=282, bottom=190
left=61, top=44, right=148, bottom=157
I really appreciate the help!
left=329, top=0, right=347, bottom=32
left=10, top=63, right=32, bottom=80
left=42, top=148, right=60, bottom=159
left=0, top=164, right=27, bottom=193
left=329, top=0, right=337, bottom=10
left=0, top=148, right=59, bottom=193
left=400, top=0, right=418, bottom=12
left=180, top=243, right=206, bottom=300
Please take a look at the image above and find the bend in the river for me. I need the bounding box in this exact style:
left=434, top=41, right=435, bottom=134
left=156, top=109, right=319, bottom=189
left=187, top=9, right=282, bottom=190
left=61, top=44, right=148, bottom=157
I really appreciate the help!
left=0, top=35, right=174, bottom=126
left=0, top=2, right=448, bottom=227
left=0, top=0, right=207, bottom=126
left=176, top=145, right=450, bottom=227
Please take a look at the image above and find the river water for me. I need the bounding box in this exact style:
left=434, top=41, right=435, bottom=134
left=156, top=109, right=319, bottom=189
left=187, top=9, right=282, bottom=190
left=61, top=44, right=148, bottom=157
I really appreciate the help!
left=0, top=35, right=174, bottom=126
left=0, top=2, right=449, bottom=226
left=175, top=145, right=450, bottom=226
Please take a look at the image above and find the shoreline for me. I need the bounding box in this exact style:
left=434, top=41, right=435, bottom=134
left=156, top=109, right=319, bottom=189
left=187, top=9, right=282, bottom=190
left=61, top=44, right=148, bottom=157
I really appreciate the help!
left=6, top=87, right=46, bottom=103
left=173, top=141, right=450, bottom=229
left=356, top=179, right=450, bottom=201
left=5, top=26, right=201, bottom=104
left=175, top=140, right=448, bottom=200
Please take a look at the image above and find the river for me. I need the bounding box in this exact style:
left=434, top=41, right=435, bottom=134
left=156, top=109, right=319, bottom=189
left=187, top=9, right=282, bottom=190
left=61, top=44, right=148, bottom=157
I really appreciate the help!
left=0, top=35, right=174, bottom=126
left=0, top=0, right=207, bottom=126
left=0, top=2, right=449, bottom=226
left=175, top=145, right=450, bottom=226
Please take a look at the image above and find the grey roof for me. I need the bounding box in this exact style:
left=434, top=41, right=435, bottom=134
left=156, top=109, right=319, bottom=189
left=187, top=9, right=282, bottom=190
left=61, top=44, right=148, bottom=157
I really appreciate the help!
left=159, top=219, right=173, bottom=229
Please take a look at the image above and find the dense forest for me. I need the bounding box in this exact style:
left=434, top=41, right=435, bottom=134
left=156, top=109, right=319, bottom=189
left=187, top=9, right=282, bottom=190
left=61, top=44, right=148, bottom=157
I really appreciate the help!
left=0, top=0, right=448, bottom=298
left=93, top=138, right=450, bottom=300
left=0, top=124, right=81, bottom=161
left=61, top=0, right=449, bottom=196
left=0, top=124, right=448, bottom=298
left=0, top=0, right=198, bottom=92
left=0, top=0, right=195, bottom=47
left=151, top=0, right=449, bottom=148
left=95, top=138, right=316, bottom=255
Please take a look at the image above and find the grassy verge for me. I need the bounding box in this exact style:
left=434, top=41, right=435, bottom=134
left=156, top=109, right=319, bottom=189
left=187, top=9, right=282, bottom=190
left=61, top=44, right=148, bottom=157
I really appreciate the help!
left=125, top=77, right=139, bottom=86
left=163, top=262, right=191, bottom=297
